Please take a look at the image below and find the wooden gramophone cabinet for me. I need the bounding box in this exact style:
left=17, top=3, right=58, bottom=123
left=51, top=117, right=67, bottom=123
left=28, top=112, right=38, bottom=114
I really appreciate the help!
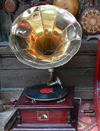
left=11, top=86, right=78, bottom=131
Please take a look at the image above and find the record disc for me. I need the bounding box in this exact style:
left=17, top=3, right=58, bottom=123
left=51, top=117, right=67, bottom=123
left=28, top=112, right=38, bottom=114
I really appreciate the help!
left=25, top=84, right=68, bottom=101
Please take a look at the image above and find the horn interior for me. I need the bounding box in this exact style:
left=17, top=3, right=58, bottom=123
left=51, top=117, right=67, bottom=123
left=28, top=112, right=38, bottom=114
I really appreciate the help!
left=9, top=5, right=82, bottom=69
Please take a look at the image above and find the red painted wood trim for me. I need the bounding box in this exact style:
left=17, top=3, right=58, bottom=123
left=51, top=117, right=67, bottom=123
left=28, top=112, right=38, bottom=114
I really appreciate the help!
left=94, top=35, right=100, bottom=88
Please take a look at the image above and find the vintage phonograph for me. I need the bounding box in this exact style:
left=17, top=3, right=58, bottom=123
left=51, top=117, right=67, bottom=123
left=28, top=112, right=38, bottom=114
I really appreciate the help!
left=9, top=5, right=82, bottom=130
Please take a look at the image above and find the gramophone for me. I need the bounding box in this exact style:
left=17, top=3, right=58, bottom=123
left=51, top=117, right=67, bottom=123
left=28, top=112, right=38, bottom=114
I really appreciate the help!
left=9, top=5, right=82, bottom=131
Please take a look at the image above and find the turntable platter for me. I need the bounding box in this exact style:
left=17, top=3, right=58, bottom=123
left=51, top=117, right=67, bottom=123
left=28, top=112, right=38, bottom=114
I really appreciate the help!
left=25, top=84, right=68, bottom=101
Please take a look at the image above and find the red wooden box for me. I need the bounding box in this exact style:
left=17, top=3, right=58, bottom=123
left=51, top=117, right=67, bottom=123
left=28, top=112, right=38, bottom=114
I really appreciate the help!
left=11, top=86, right=78, bottom=131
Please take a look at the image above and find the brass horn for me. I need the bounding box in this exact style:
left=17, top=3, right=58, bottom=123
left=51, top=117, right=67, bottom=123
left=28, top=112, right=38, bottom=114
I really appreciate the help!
left=9, top=5, right=82, bottom=69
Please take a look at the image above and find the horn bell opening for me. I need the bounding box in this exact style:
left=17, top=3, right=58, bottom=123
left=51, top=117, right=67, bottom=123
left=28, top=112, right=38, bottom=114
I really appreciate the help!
left=9, top=5, right=82, bottom=69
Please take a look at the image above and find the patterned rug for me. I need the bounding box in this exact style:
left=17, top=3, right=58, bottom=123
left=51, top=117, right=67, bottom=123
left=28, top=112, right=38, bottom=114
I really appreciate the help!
left=78, top=101, right=98, bottom=131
